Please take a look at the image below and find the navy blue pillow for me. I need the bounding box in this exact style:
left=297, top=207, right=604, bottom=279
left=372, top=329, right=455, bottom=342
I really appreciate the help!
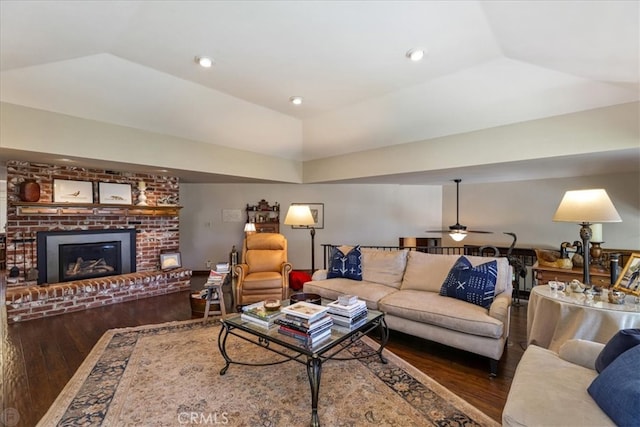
left=327, top=246, right=362, bottom=281
left=439, top=256, right=497, bottom=308
left=588, top=344, right=640, bottom=426
left=595, top=328, right=640, bottom=373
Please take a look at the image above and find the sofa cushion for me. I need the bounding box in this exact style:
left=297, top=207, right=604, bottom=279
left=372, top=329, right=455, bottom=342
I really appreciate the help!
left=559, top=339, right=606, bottom=370
left=401, top=251, right=510, bottom=295
left=588, top=344, right=640, bottom=426
left=303, top=279, right=396, bottom=310
left=327, top=245, right=362, bottom=280
left=361, top=248, right=408, bottom=288
left=439, top=256, right=497, bottom=308
left=379, top=290, right=503, bottom=338
left=502, top=345, right=613, bottom=427
left=594, top=328, right=640, bottom=373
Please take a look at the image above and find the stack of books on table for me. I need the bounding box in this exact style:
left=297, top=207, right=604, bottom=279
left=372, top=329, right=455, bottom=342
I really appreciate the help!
left=327, top=297, right=368, bottom=328
left=277, top=301, right=333, bottom=346
left=240, top=301, right=282, bottom=328
left=206, top=270, right=225, bottom=285
left=216, top=262, right=230, bottom=273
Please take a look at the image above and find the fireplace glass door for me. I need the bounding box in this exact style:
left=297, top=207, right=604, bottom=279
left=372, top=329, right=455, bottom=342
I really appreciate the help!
left=59, top=241, right=122, bottom=282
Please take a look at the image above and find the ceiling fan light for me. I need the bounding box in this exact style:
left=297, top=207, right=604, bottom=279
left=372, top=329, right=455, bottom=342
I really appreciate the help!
left=449, top=231, right=467, bottom=242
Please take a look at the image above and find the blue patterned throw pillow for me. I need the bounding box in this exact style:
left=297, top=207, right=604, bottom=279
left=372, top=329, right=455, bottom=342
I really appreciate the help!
left=439, top=256, right=497, bottom=308
left=594, top=328, right=640, bottom=373
left=588, top=344, right=640, bottom=426
left=327, top=245, right=362, bottom=281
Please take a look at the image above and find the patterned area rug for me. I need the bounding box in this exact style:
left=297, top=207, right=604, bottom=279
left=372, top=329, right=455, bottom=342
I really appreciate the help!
left=38, top=319, right=498, bottom=426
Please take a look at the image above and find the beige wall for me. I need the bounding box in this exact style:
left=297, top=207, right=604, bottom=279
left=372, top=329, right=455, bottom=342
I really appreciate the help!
left=180, top=172, right=639, bottom=277
left=179, top=183, right=442, bottom=271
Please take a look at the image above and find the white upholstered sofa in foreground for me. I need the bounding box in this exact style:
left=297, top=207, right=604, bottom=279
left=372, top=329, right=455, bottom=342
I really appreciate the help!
left=303, top=247, right=513, bottom=375
left=502, top=340, right=615, bottom=426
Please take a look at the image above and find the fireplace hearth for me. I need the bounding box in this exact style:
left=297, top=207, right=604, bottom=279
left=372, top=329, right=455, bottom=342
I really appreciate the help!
left=37, top=229, right=136, bottom=285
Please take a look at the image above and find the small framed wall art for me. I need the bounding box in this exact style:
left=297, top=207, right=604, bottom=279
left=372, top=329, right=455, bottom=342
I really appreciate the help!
left=99, top=182, right=132, bottom=204
left=53, top=179, right=94, bottom=203
left=292, top=203, right=324, bottom=229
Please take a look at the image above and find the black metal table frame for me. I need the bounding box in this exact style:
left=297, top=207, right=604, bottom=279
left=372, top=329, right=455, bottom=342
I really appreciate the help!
left=218, top=314, right=389, bottom=427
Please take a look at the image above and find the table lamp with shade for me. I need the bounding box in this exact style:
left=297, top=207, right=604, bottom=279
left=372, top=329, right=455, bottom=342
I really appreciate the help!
left=552, top=189, right=622, bottom=286
left=243, top=222, right=256, bottom=235
left=284, top=205, right=317, bottom=271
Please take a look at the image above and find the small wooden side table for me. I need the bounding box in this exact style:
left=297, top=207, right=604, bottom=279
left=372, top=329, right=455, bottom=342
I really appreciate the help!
left=202, top=276, right=227, bottom=323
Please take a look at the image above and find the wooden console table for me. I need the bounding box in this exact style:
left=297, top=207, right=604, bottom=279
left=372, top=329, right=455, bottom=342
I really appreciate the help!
left=532, top=262, right=611, bottom=288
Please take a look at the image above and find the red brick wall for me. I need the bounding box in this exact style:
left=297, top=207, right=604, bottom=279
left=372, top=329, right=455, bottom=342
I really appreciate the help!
left=6, top=161, right=181, bottom=286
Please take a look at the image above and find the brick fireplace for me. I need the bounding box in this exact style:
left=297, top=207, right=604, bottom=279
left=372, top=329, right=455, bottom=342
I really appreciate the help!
left=4, top=160, right=192, bottom=323
left=37, top=229, right=137, bottom=284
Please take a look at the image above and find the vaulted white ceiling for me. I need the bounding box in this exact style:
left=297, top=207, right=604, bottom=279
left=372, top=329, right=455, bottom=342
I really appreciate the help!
left=0, top=1, right=638, bottom=182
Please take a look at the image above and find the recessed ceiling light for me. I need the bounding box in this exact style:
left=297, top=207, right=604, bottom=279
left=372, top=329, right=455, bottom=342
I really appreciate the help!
left=57, top=158, right=74, bottom=162
left=289, top=96, right=303, bottom=105
left=406, top=48, right=425, bottom=62
left=194, top=56, right=213, bottom=68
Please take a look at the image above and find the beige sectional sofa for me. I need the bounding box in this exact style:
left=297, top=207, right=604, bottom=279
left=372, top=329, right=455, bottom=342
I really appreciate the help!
left=303, top=248, right=513, bottom=375
left=502, top=340, right=614, bottom=426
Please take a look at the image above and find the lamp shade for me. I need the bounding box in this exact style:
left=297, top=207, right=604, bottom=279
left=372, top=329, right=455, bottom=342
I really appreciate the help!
left=553, top=189, right=622, bottom=223
left=284, top=205, right=315, bottom=226
left=243, top=223, right=256, bottom=232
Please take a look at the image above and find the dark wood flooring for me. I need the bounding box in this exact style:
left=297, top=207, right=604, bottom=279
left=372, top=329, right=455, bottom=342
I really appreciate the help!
left=1, top=275, right=527, bottom=426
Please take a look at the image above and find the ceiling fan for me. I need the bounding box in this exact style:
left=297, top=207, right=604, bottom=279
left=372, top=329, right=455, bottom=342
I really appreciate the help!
left=426, top=178, right=492, bottom=241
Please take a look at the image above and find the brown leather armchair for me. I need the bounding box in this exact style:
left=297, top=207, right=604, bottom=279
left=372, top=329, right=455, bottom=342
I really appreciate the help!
left=234, top=233, right=292, bottom=307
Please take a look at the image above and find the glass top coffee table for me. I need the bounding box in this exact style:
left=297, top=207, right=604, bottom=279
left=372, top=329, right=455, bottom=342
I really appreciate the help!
left=218, top=300, right=389, bottom=427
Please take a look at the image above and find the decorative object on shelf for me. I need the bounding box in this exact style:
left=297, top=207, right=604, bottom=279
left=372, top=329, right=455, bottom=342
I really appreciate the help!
left=157, top=195, right=178, bottom=206
left=426, top=179, right=492, bottom=242
left=229, top=245, right=238, bottom=268
left=160, top=252, right=182, bottom=270
left=136, top=181, right=148, bottom=206
left=284, top=204, right=317, bottom=271
left=19, top=179, right=40, bottom=202
left=553, top=188, right=622, bottom=286
left=608, top=290, right=627, bottom=304
left=535, top=248, right=573, bottom=269
left=53, top=179, right=93, bottom=203
left=613, top=253, right=640, bottom=296
left=610, top=253, right=621, bottom=285
left=99, top=182, right=132, bottom=204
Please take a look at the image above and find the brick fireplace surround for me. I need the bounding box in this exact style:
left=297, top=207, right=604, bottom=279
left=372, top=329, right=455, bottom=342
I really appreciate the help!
left=4, top=161, right=192, bottom=323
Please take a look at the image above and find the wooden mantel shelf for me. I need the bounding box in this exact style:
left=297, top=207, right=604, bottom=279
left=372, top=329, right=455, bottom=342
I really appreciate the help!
left=12, top=202, right=182, bottom=217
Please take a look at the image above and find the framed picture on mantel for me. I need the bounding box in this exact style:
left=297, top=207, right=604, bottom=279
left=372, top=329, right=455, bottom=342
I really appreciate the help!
left=53, top=179, right=94, bottom=204
left=99, top=182, right=132, bottom=205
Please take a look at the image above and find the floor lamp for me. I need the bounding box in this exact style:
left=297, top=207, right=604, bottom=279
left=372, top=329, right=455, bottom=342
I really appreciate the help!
left=553, top=189, right=622, bottom=286
left=284, top=205, right=316, bottom=272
